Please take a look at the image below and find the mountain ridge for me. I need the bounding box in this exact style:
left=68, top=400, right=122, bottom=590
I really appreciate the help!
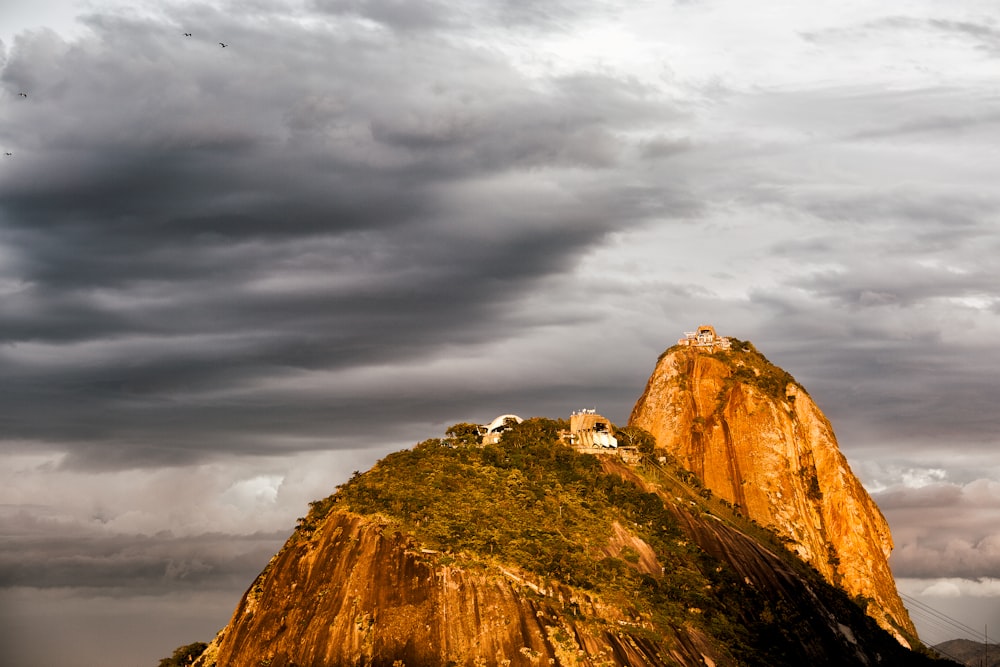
left=174, top=335, right=953, bottom=666
left=932, top=639, right=999, bottom=667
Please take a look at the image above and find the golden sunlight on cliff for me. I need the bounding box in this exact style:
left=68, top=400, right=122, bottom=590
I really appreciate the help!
left=628, top=340, right=917, bottom=644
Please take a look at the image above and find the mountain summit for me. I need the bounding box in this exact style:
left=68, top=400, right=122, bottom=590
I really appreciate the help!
left=629, top=328, right=916, bottom=643
left=181, top=331, right=947, bottom=666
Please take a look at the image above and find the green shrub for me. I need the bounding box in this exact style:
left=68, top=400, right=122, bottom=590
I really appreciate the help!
left=158, top=642, right=208, bottom=667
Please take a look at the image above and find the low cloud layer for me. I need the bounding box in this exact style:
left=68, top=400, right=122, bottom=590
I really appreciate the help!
left=878, top=479, right=1000, bottom=579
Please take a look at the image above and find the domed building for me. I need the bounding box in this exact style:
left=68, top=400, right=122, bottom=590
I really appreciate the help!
left=479, top=414, right=523, bottom=444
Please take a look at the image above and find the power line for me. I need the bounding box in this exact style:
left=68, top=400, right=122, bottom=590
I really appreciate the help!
left=901, top=593, right=994, bottom=667
left=901, top=592, right=987, bottom=642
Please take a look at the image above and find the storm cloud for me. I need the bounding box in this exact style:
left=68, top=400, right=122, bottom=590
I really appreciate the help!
left=2, top=0, right=1000, bottom=664
left=0, top=0, right=701, bottom=470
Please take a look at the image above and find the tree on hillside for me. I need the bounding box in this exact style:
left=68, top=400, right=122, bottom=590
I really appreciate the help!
left=614, top=425, right=656, bottom=456
left=445, top=422, right=482, bottom=446
left=158, top=642, right=207, bottom=667
left=498, top=417, right=562, bottom=449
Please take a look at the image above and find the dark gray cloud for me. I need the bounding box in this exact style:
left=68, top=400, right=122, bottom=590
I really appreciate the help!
left=0, top=2, right=688, bottom=469
left=737, top=286, right=1000, bottom=452
left=0, top=516, right=283, bottom=592
left=0, top=585, right=240, bottom=667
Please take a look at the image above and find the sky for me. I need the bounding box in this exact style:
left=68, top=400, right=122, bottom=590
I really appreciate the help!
left=1, top=0, right=999, bottom=664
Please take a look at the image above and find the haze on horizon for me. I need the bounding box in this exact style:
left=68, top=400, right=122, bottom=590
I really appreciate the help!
left=1, top=1, right=999, bottom=665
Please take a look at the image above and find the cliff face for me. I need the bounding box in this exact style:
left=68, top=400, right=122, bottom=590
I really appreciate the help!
left=196, top=510, right=728, bottom=667
left=195, top=501, right=933, bottom=667
left=628, top=345, right=916, bottom=643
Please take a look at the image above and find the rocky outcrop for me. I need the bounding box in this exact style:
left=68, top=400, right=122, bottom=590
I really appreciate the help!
left=194, top=503, right=941, bottom=667
left=195, top=510, right=729, bottom=667
left=628, top=344, right=917, bottom=643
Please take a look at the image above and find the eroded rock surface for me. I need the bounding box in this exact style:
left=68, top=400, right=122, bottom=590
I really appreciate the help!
left=195, top=511, right=726, bottom=667
left=629, top=345, right=916, bottom=642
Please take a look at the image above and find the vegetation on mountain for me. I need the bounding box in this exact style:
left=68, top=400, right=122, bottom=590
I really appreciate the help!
left=291, top=418, right=950, bottom=665
left=712, top=338, right=803, bottom=400
left=302, top=418, right=692, bottom=596
left=614, top=424, right=657, bottom=456
left=158, top=642, right=207, bottom=667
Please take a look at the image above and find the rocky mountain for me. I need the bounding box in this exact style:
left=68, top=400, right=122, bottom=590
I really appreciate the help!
left=185, top=410, right=950, bottom=666
left=628, top=335, right=916, bottom=644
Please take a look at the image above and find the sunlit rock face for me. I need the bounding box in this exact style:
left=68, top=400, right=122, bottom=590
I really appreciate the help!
left=194, top=511, right=727, bottom=667
left=193, top=505, right=932, bottom=667
left=629, top=345, right=917, bottom=643
left=183, top=339, right=943, bottom=666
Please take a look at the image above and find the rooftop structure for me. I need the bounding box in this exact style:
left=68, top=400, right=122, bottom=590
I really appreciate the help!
left=677, top=324, right=731, bottom=352
left=473, top=410, right=623, bottom=451
left=479, top=414, right=523, bottom=445
left=567, top=409, right=617, bottom=449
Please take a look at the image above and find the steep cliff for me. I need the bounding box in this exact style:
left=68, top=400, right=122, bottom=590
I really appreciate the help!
left=190, top=421, right=947, bottom=666
left=628, top=341, right=917, bottom=644
left=197, top=509, right=725, bottom=667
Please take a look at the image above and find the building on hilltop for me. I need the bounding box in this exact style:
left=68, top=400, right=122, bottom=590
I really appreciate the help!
left=479, top=414, right=523, bottom=445
left=565, top=409, right=617, bottom=449
left=677, top=324, right=731, bottom=351
left=472, top=410, right=627, bottom=454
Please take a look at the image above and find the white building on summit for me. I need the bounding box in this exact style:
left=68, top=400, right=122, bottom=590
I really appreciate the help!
left=480, top=414, right=523, bottom=444
left=677, top=324, right=731, bottom=351
left=477, top=411, right=619, bottom=450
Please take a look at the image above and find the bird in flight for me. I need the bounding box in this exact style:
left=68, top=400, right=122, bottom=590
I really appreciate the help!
left=219, top=42, right=228, bottom=47
left=18, top=92, right=27, bottom=98
left=184, top=32, right=192, bottom=37
left=4, top=152, right=12, bottom=156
